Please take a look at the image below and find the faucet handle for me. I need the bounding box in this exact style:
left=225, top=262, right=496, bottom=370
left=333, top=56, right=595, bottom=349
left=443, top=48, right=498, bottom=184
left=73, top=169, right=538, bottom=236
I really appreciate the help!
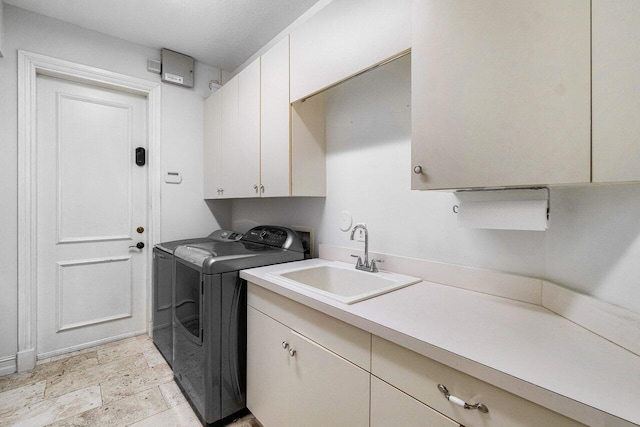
left=350, top=254, right=363, bottom=268
left=370, top=259, right=384, bottom=273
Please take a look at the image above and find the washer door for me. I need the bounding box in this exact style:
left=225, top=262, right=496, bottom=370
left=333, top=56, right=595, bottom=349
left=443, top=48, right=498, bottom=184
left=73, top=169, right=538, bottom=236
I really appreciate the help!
left=174, top=258, right=203, bottom=345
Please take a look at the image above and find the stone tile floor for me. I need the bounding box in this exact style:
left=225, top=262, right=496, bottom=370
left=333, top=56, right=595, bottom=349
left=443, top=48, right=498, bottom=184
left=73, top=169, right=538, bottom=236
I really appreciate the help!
left=0, top=335, right=261, bottom=427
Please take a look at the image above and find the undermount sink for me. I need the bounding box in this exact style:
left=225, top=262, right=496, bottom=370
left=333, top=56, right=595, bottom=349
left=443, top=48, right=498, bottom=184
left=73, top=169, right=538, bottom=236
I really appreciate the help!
left=267, top=263, right=421, bottom=304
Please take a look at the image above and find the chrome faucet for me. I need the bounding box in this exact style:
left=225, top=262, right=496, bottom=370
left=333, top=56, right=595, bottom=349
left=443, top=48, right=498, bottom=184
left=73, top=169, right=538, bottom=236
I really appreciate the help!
left=350, top=224, right=383, bottom=273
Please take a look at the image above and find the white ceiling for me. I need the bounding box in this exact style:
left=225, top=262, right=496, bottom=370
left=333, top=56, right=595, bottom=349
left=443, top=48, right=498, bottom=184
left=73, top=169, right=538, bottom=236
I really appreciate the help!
left=4, top=0, right=321, bottom=72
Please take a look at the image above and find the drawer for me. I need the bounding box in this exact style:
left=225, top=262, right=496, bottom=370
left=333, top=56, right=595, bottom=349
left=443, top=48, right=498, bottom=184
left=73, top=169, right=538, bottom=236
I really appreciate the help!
left=371, top=336, right=584, bottom=427
left=371, top=376, right=460, bottom=427
left=247, top=282, right=371, bottom=370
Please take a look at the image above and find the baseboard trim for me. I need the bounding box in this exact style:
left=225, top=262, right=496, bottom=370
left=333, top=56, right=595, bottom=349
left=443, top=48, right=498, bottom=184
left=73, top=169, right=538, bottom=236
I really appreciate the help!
left=16, top=348, right=36, bottom=372
left=0, top=355, right=17, bottom=377
left=36, top=329, right=147, bottom=361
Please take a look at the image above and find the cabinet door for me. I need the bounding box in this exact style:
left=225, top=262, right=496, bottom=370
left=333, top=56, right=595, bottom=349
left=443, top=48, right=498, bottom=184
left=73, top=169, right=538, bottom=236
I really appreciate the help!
left=219, top=75, right=239, bottom=198
left=288, top=331, right=369, bottom=427
left=289, top=0, right=410, bottom=102
left=592, top=0, right=640, bottom=183
left=203, top=90, right=222, bottom=199
left=261, top=36, right=291, bottom=197
left=246, top=307, right=291, bottom=427
left=371, top=376, right=460, bottom=427
left=372, top=336, right=584, bottom=427
left=229, top=58, right=261, bottom=198
left=411, top=0, right=591, bottom=190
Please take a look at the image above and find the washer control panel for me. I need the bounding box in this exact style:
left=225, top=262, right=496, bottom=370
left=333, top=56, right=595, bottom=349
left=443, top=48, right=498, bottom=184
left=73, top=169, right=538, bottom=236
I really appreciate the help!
left=208, top=229, right=243, bottom=242
left=241, top=226, right=299, bottom=249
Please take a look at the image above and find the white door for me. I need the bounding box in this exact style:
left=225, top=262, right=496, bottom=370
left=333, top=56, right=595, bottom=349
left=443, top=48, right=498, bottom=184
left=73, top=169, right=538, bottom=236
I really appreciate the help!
left=36, top=74, right=148, bottom=358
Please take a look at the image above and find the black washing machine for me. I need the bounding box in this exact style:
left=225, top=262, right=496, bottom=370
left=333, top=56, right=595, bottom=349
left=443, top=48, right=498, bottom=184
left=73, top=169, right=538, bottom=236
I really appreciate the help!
left=172, top=225, right=305, bottom=425
left=152, top=230, right=242, bottom=367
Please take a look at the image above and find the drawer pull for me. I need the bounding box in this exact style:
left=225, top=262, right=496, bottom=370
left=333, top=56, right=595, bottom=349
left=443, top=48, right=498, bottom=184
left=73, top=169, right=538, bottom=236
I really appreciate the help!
left=437, top=384, right=489, bottom=413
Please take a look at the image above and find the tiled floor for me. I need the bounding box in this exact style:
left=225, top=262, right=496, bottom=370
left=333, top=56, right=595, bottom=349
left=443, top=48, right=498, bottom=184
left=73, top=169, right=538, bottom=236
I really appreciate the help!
left=0, top=335, right=260, bottom=427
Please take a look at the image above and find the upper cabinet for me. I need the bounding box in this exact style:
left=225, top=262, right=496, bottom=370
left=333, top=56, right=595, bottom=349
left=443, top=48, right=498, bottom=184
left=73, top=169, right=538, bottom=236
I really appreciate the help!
left=411, top=0, right=591, bottom=190
left=261, top=37, right=292, bottom=198
left=204, top=61, right=261, bottom=199
left=234, top=58, right=261, bottom=198
left=592, top=0, right=640, bottom=183
left=203, top=88, right=222, bottom=199
left=0, top=1, right=5, bottom=58
left=289, top=0, right=410, bottom=103
left=204, top=35, right=326, bottom=199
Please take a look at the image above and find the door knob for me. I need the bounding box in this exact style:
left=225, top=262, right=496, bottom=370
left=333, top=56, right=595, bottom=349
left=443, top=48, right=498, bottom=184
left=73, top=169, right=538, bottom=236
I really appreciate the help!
left=129, top=242, right=145, bottom=249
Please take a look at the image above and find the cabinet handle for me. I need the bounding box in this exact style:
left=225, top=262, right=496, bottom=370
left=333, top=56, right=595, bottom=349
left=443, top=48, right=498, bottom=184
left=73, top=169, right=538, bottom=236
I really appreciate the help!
left=437, top=384, right=488, bottom=413
left=282, top=341, right=289, bottom=349
left=413, top=165, right=423, bottom=174
left=260, top=184, right=264, bottom=193
left=254, top=184, right=259, bottom=193
left=289, top=348, right=296, bottom=357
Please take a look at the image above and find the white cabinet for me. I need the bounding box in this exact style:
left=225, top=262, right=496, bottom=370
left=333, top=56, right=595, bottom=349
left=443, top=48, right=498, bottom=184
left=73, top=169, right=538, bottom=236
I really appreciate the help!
left=289, top=0, right=410, bottom=102
left=203, top=89, right=222, bottom=198
left=234, top=58, right=261, bottom=198
left=592, top=0, right=640, bottom=183
left=204, top=59, right=261, bottom=198
left=260, top=36, right=291, bottom=197
left=203, top=73, right=243, bottom=199
left=370, top=376, right=460, bottom=427
left=371, top=336, right=584, bottom=427
left=204, top=37, right=326, bottom=199
left=246, top=307, right=291, bottom=427
left=247, top=306, right=369, bottom=427
left=411, top=0, right=591, bottom=190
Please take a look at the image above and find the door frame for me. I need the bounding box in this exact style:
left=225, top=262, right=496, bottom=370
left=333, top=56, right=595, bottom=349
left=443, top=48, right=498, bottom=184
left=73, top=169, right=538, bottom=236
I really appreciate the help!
left=17, top=50, right=162, bottom=372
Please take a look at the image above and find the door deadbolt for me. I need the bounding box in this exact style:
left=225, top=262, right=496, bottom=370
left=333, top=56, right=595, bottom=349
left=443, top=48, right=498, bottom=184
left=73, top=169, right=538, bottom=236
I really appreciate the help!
left=136, top=226, right=144, bottom=234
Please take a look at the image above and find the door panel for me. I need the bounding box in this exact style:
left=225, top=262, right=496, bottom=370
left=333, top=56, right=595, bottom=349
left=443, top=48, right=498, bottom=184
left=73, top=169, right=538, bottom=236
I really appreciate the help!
left=411, top=0, right=591, bottom=189
left=36, top=75, right=148, bottom=357
left=234, top=58, right=261, bottom=198
left=261, top=36, right=291, bottom=197
left=57, top=257, right=132, bottom=331
left=220, top=75, right=239, bottom=198
left=56, top=93, right=133, bottom=242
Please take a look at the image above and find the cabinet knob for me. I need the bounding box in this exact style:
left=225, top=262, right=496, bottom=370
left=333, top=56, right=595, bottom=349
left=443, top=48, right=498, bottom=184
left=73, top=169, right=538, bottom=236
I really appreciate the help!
left=282, top=341, right=289, bottom=349
left=413, top=165, right=423, bottom=174
left=289, top=348, right=296, bottom=357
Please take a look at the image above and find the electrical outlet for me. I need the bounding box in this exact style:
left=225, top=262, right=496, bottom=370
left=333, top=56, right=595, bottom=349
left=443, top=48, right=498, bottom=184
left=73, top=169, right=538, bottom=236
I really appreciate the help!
left=356, top=228, right=366, bottom=242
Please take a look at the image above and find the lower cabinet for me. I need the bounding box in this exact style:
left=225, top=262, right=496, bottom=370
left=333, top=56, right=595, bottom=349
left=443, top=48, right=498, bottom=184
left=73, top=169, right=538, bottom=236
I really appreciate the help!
left=247, top=306, right=369, bottom=427
left=371, top=336, right=585, bottom=427
left=371, top=376, right=460, bottom=427
left=246, top=283, right=585, bottom=427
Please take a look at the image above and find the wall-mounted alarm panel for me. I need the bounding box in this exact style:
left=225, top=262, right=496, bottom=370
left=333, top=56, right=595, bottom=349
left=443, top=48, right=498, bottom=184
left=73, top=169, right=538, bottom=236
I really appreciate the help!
left=161, top=48, right=194, bottom=88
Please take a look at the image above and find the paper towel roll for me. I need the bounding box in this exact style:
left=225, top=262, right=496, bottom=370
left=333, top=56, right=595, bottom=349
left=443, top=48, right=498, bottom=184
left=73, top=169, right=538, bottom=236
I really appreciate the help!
left=457, top=199, right=548, bottom=231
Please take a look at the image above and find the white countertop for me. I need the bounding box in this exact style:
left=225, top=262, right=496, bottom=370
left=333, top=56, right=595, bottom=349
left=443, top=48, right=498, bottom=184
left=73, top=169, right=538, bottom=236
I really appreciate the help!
left=241, top=258, right=640, bottom=427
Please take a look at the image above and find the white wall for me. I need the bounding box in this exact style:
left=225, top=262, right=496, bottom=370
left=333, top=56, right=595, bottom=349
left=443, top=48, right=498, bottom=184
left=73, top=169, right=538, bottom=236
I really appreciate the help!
left=546, top=184, right=640, bottom=313
left=0, top=0, right=5, bottom=57
left=232, top=54, right=640, bottom=315
left=0, top=5, right=231, bottom=363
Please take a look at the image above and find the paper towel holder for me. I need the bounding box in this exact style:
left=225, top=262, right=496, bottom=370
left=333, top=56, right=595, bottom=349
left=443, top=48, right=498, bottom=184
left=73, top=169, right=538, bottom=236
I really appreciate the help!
left=452, top=186, right=550, bottom=220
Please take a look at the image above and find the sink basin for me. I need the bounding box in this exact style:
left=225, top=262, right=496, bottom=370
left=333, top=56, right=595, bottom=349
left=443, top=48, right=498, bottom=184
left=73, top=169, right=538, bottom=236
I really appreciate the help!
left=267, top=263, right=421, bottom=304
